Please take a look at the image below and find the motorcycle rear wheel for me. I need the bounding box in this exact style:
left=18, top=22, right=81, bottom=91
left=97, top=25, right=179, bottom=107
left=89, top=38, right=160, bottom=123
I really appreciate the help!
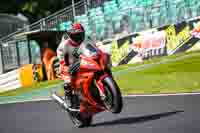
left=102, top=76, right=123, bottom=114
left=66, top=94, right=92, bottom=128
left=68, top=112, right=93, bottom=128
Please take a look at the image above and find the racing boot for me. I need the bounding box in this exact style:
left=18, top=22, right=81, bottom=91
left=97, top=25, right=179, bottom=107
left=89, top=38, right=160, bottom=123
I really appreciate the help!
left=64, top=82, right=73, bottom=108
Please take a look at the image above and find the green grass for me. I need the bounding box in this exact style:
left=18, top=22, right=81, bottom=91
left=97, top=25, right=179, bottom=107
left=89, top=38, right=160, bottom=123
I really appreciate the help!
left=1, top=50, right=200, bottom=97
left=0, top=80, right=62, bottom=97
left=113, top=51, right=200, bottom=95
left=112, top=50, right=200, bottom=72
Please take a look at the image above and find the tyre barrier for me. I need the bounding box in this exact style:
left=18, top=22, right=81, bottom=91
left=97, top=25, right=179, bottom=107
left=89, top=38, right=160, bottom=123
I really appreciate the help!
left=0, top=69, right=22, bottom=93
left=0, top=64, right=44, bottom=93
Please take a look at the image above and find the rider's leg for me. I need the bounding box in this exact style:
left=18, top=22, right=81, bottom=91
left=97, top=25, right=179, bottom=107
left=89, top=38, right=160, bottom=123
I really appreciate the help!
left=61, top=62, right=79, bottom=108
left=60, top=63, right=73, bottom=107
left=64, top=74, right=80, bottom=108
left=64, top=77, right=73, bottom=107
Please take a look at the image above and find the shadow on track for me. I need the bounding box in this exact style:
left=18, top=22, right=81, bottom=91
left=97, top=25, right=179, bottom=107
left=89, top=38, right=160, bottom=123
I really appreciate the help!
left=92, top=110, right=184, bottom=127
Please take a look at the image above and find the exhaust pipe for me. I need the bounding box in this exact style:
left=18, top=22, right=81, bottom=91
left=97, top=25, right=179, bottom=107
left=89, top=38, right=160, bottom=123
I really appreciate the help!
left=51, top=91, right=80, bottom=112
left=51, top=91, right=68, bottom=110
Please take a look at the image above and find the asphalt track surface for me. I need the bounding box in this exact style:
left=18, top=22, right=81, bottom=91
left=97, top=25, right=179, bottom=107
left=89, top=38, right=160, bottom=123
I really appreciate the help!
left=0, top=94, right=200, bottom=133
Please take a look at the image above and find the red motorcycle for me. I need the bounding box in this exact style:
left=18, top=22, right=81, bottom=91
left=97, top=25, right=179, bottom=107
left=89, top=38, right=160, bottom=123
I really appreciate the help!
left=51, top=43, right=123, bottom=128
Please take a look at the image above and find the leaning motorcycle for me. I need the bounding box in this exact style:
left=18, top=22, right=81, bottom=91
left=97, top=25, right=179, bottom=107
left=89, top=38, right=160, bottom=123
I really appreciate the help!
left=51, top=43, right=123, bottom=128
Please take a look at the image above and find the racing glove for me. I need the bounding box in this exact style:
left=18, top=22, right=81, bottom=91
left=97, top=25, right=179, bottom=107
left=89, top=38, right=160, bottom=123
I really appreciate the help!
left=53, top=56, right=61, bottom=77
left=72, top=48, right=81, bottom=59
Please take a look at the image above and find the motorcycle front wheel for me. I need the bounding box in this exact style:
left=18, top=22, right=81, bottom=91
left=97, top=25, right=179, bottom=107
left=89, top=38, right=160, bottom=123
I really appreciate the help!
left=102, top=76, right=123, bottom=114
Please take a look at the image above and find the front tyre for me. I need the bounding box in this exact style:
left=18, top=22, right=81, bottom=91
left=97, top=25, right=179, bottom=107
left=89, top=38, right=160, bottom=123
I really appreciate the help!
left=102, top=77, right=123, bottom=114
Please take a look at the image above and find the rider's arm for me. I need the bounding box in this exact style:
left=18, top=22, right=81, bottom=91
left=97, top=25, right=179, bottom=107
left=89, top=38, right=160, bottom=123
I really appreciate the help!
left=57, top=40, right=65, bottom=61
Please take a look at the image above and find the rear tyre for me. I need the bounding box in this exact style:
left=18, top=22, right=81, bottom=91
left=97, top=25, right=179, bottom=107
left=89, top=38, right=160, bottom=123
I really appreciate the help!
left=66, top=93, right=92, bottom=128
left=68, top=112, right=93, bottom=128
left=102, top=76, right=123, bottom=114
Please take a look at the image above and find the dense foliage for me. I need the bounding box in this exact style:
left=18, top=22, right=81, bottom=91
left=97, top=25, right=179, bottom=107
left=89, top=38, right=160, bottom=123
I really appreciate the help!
left=0, top=0, right=73, bottom=23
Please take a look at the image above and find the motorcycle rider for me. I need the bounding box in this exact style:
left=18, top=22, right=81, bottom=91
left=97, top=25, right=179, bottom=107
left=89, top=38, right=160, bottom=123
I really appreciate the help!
left=56, top=23, right=85, bottom=108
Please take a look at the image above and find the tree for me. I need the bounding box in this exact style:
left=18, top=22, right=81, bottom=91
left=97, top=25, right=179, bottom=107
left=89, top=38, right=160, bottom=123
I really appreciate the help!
left=0, top=0, right=67, bottom=23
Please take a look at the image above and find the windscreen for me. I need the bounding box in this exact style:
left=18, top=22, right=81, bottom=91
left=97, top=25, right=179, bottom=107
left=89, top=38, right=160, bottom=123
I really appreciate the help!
left=81, top=43, right=98, bottom=57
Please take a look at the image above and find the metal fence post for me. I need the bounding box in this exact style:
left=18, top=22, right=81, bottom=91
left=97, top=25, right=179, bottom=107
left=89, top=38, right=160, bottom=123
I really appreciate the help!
left=84, top=0, right=88, bottom=14
left=72, top=0, right=76, bottom=18
left=40, top=18, right=46, bottom=31
left=0, top=43, right=4, bottom=73
left=16, top=41, right=20, bottom=67
left=27, top=40, right=32, bottom=64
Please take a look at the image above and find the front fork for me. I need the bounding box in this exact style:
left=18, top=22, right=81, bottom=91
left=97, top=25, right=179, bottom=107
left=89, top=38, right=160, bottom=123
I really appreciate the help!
left=95, top=73, right=110, bottom=101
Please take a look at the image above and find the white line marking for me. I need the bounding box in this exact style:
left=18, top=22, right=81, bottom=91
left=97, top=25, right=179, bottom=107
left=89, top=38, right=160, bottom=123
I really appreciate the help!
left=124, top=92, right=200, bottom=97
left=0, top=98, right=51, bottom=105
left=2, top=53, right=200, bottom=105
left=1, top=92, right=200, bottom=105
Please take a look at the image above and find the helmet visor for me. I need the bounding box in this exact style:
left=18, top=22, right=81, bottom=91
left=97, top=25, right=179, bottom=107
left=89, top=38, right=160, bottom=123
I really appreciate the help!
left=68, top=31, right=85, bottom=43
